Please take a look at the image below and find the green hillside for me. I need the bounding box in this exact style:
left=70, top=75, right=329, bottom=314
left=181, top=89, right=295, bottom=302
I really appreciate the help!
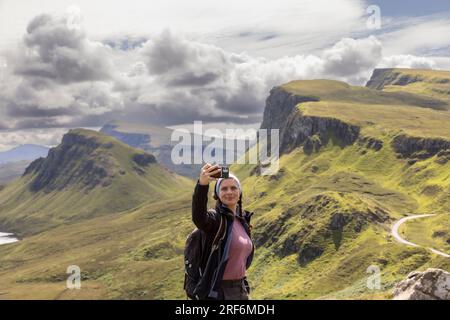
left=0, top=128, right=195, bottom=298
left=231, top=139, right=449, bottom=299
left=231, top=69, right=450, bottom=298
left=399, top=214, right=450, bottom=253
left=0, top=195, right=195, bottom=299
left=366, top=68, right=450, bottom=106
left=0, top=129, right=192, bottom=237
left=0, top=68, right=448, bottom=300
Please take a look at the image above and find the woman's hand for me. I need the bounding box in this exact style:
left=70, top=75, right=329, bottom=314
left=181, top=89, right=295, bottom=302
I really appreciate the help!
left=199, top=163, right=221, bottom=185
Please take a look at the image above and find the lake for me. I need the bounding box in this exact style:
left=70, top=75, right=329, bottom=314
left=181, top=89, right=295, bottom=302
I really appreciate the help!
left=0, top=232, right=19, bottom=245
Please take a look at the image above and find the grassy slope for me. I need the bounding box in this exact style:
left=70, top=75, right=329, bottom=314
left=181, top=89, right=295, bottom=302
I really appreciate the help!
left=0, top=129, right=193, bottom=236
left=0, top=72, right=449, bottom=299
left=300, top=101, right=450, bottom=139
left=231, top=135, right=449, bottom=299
left=0, top=195, right=194, bottom=299
left=230, top=75, right=450, bottom=299
left=399, top=213, right=450, bottom=253
left=0, top=129, right=197, bottom=299
left=370, top=68, right=450, bottom=105
left=282, top=78, right=449, bottom=111
left=1, top=137, right=447, bottom=299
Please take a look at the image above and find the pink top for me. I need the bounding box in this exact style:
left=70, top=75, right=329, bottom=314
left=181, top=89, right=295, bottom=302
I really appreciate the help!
left=222, top=218, right=253, bottom=280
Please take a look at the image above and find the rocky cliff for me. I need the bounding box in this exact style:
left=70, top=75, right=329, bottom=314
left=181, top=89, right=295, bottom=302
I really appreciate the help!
left=365, top=68, right=450, bottom=111
left=392, top=135, right=450, bottom=161
left=260, top=87, right=360, bottom=155
left=24, top=129, right=157, bottom=192
left=260, top=75, right=450, bottom=159
left=366, top=68, right=450, bottom=91
left=365, top=68, right=425, bottom=90
left=0, top=128, right=191, bottom=236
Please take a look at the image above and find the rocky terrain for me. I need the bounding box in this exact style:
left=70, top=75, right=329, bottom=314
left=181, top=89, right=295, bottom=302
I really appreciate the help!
left=393, top=268, right=450, bottom=300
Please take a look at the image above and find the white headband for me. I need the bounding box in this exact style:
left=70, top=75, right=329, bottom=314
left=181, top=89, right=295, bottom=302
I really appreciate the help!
left=215, top=173, right=241, bottom=196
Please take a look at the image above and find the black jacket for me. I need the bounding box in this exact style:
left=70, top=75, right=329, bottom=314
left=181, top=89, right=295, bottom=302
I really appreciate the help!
left=192, top=180, right=255, bottom=299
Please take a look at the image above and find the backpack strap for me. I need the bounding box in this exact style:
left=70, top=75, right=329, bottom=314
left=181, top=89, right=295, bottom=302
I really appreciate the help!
left=198, top=211, right=225, bottom=285
left=211, top=212, right=225, bottom=250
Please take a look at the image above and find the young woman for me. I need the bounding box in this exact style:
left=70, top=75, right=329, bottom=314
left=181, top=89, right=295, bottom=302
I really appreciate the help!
left=192, top=163, right=254, bottom=300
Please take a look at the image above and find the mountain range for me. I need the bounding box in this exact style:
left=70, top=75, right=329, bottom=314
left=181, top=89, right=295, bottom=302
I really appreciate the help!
left=0, top=144, right=49, bottom=165
left=0, top=68, right=448, bottom=299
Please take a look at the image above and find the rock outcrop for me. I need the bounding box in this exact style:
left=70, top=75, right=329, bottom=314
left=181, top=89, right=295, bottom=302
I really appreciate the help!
left=24, top=131, right=116, bottom=192
left=282, top=114, right=360, bottom=154
left=392, top=268, right=450, bottom=300
left=132, top=153, right=157, bottom=167
left=260, top=87, right=319, bottom=131
left=260, top=87, right=360, bottom=155
left=357, top=136, right=383, bottom=151
left=366, top=68, right=450, bottom=91
left=366, top=68, right=424, bottom=90
left=365, top=68, right=449, bottom=110
left=392, top=134, right=450, bottom=160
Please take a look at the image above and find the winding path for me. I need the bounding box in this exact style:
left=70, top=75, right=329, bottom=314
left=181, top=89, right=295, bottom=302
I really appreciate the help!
left=391, top=214, right=450, bottom=258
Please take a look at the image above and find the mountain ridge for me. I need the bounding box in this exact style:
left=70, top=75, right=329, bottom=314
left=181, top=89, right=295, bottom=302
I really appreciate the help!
left=0, top=128, right=193, bottom=236
left=0, top=68, right=448, bottom=299
left=0, top=144, right=49, bottom=165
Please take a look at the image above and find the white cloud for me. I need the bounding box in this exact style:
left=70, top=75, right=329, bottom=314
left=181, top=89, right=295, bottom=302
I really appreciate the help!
left=10, top=13, right=113, bottom=84
left=117, top=31, right=383, bottom=126
left=1, top=7, right=449, bottom=148
left=0, top=15, right=431, bottom=135
left=430, top=56, right=450, bottom=70
left=0, top=0, right=367, bottom=58
left=0, top=13, right=127, bottom=130
left=322, top=36, right=382, bottom=81
left=0, top=127, right=103, bottom=152
left=0, top=128, right=67, bottom=151
left=379, top=54, right=437, bottom=69
left=379, top=17, right=450, bottom=56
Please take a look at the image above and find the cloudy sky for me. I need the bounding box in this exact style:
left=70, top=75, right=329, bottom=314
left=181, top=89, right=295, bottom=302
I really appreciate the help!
left=1, top=0, right=450, bottom=150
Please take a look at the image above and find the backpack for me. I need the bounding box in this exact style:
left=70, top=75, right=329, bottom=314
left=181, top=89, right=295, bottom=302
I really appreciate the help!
left=183, top=212, right=225, bottom=300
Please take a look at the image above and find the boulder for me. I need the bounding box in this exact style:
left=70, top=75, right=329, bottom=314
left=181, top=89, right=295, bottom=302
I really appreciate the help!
left=392, top=268, right=450, bottom=300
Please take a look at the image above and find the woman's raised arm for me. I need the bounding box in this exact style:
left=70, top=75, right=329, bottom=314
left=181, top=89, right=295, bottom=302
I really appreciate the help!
left=192, top=163, right=221, bottom=232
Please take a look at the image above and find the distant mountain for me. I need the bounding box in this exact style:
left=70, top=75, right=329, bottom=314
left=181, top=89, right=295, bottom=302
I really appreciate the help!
left=100, top=121, right=200, bottom=178
left=100, top=121, right=171, bottom=149
left=0, top=160, right=32, bottom=185
left=0, top=129, right=192, bottom=236
left=100, top=120, right=256, bottom=178
left=0, top=144, right=49, bottom=165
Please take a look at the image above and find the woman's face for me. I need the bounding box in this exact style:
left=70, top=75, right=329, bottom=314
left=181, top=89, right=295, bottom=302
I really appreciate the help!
left=218, top=178, right=240, bottom=208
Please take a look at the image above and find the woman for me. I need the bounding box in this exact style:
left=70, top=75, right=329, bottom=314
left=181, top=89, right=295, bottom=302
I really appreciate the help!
left=192, top=163, right=254, bottom=300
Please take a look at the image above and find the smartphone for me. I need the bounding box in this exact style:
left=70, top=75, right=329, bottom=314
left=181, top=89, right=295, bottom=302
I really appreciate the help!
left=211, top=165, right=229, bottom=179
